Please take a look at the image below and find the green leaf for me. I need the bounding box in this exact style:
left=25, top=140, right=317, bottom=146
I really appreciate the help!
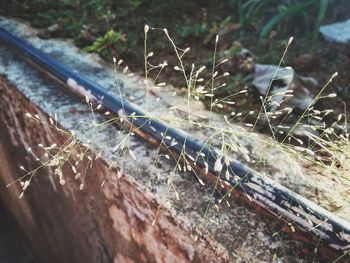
left=311, top=0, right=329, bottom=49
left=260, top=0, right=315, bottom=38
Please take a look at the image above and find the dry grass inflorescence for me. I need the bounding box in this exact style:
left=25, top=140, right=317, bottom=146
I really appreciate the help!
left=9, top=25, right=350, bottom=260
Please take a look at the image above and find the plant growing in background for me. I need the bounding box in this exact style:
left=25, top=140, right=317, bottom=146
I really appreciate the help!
left=84, top=29, right=126, bottom=59
left=2, top=0, right=337, bottom=71
left=9, top=22, right=350, bottom=261
left=227, top=0, right=329, bottom=49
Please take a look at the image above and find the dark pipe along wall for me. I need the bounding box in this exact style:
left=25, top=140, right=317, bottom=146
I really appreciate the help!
left=0, top=27, right=349, bottom=253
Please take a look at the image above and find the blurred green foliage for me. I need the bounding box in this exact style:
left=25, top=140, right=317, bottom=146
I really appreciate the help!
left=0, top=0, right=334, bottom=63
left=83, top=29, right=126, bottom=57
left=227, top=0, right=329, bottom=47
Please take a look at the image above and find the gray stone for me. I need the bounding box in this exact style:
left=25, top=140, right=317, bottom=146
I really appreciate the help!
left=252, top=64, right=316, bottom=111
left=0, top=17, right=347, bottom=262
left=320, top=18, right=350, bottom=44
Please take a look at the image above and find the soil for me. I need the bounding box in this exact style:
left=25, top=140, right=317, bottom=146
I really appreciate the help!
left=0, top=16, right=350, bottom=262
left=1, top=1, right=349, bottom=123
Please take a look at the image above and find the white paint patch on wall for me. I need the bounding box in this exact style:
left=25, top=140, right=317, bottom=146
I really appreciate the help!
left=67, top=78, right=97, bottom=101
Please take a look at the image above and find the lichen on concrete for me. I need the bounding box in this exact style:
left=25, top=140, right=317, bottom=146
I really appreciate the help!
left=0, top=17, right=331, bottom=262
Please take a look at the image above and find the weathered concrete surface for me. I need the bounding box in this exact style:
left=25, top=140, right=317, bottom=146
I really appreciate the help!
left=0, top=76, right=231, bottom=262
left=2, top=16, right=350, bottom=221
left=0, top=75, right=320, bottom=262
left=0, top=18, right=337, bottom=262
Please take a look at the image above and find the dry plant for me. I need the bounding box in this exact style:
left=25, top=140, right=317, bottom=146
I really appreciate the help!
left=9, top=25, right=350, bottom=261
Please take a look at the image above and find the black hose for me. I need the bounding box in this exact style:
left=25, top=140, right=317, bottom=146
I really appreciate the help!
left=0, top=27, right=349, bottom=252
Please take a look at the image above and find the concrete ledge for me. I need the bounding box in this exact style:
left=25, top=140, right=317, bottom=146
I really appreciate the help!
left=0, top=76, right=231, bottom=262
left=0, top=18, right=325, bottom=262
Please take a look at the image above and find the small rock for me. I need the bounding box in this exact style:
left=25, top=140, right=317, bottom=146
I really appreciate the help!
left=320, top=18, right=350, bottom=44
left=252, top=64, right=317, bottom=111
left=47, top=24, right=61, bottom=33
left=252, top=64, right=294, bottom=111
left=287, top=75, right=317, bottom=110
left=235, top=48, right=256, bottom=72
left=37, top=24, right=63, bottom=39
left=223, top=43, right=256, bottom=73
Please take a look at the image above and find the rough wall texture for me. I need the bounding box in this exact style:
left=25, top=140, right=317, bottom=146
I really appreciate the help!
left=0, top=77, right=229, bottom=262
left=0, top=18, right=328, bottom=263
left=0, top=69, right=319, bottom=263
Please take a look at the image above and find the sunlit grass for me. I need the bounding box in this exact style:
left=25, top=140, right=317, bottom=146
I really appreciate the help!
left=10, top=25, right=350, bottom=261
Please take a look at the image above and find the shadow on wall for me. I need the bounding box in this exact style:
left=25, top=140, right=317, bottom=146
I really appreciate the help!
left=0, top=200, right=36, bottom=263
